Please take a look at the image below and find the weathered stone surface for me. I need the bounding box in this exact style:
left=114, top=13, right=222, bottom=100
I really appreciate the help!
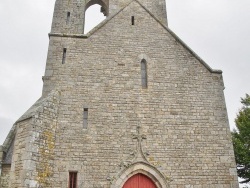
left=0, top=165, right=11, bottom=188
left=0, top=0, right=239, bottom=187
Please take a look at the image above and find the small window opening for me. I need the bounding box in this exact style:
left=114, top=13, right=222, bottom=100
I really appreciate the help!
left=132, top=16, right=135, bottom=25
left=84, top=4, right=106, bottom=34
left=66, top=12, right=71, bottom=24
left=83, top=108, right=88, bottom=128
left=69, top=172, right=77, bottom=188
left=62, top=48, right=67, bottom=64
left=141, top=59, right=147, bottom=88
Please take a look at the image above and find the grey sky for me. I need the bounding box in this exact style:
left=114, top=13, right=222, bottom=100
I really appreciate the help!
left=0, top=0, right=250, bottom=147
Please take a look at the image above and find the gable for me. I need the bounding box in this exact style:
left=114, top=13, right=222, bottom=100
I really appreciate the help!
left=43, top=0, right=225, bottom=122
left=49, top=0, right=221, bottom=75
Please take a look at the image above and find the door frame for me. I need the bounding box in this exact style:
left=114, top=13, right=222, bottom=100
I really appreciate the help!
left=110, top=161, right=170, bottom=188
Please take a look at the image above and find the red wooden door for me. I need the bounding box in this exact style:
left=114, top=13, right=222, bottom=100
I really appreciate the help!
left=123, top=173, right=157, bottom=188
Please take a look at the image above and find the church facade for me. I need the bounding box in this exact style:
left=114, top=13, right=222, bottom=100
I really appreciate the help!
left=0, top=0, right=239, bottom=187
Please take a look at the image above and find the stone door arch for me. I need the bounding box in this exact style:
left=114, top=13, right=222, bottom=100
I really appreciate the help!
left=110, top=162, right=170, bottom=188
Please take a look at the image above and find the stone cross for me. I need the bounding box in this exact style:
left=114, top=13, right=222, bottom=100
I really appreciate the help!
left=133, top=126, right=147, bottom=160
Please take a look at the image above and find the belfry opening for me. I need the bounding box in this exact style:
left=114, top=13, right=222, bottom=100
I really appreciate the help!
left=84, top=0, right=108, bottom=34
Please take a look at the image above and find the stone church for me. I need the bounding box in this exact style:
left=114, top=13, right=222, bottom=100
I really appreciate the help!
left=0, top=0, right=239, bottom=187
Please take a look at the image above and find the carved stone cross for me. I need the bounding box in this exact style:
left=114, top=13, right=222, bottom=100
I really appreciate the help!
left=132, top=126, right=147, bottom=160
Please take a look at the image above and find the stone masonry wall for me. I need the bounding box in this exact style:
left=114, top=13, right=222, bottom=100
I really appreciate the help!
left=9, top=91, right=60, bottom=188
left=40, top=1, right=239, bottom=187
left=35, top=91, right=60, bottom=187
left=0, top=165, right=11, bottom=188
left=8, top=119, right=32, bottom=188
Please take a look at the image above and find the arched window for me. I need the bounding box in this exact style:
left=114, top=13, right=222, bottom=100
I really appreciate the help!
left=141, top=59, right=148, bottom=88
left=84, top=0, right=108, bottom=34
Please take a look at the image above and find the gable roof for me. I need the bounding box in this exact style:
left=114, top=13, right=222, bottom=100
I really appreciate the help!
left=0, top=90, right=60, bottom=162
left=0, top=98, right=43, bottom=164
left=49, top=0, right=222, bottom=74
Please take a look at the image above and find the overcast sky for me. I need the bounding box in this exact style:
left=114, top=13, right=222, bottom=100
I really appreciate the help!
left=0, top=0, right=250, bottom=147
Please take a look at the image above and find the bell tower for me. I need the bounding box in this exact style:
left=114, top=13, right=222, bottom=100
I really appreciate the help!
left=1, top=0, right=239, bottom=187
left=50, top=0, right=167, bottom=35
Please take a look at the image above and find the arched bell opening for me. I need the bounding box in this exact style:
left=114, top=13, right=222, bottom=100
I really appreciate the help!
left=85, top=0, right=108, bottom=16
left=84, top=0, right=108, bottom=34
